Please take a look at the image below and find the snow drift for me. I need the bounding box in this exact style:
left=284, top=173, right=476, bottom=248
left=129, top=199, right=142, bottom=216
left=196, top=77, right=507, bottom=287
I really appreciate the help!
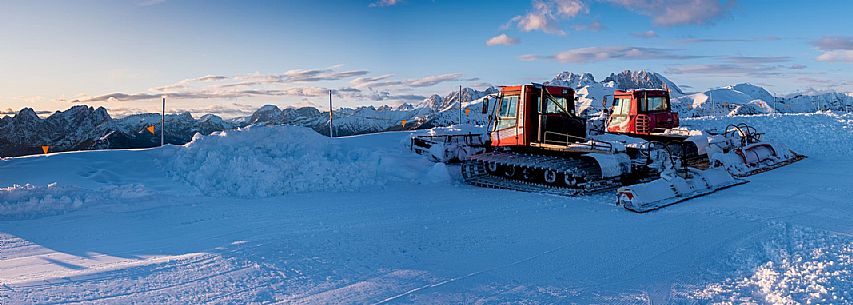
left=167, top=125, right=432, bottom=198
left=0, top=183, right=148, bottom=219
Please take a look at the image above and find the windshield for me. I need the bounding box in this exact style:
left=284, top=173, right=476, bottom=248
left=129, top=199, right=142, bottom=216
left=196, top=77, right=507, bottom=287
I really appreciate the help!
left=639, top=96, right=669, bottom=112
left=611, top=98, right=631, bottom=115
left=539, top=94, right=574, bottom=115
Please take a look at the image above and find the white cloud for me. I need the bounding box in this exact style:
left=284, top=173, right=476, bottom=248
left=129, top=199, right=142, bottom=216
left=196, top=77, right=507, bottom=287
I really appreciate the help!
left=816, top=50, right=853, bottom=63
left=486, top=34, right=520, bottom=46
left=369, top=0, right=399, bottom=7
left=524, top=46, right=701, bottom=63
left=723, top=56, right=791, bottom=64
left=814, top=36, right=853, bottom=51
left=603, top=0, right=735, bottom=26
left=351, top=73, right=474, bottom=89
left=350, top=74, right=395, bottom=87
left=506, top=0, right=587, bottom=35
left=632, top=30, right=658, bottom=38
left=408, top=73, right=466, bottom=87
left=812, top=37, right=853, bottom=63
left=571, top=20, right=604, bottom=32
left=519, top=54, right=539, bottom=61
left=68, top=66, right=472, bottom=109
left=137, top=0, right=166, bottom=6
left=665, top=64, right=787, bottom=77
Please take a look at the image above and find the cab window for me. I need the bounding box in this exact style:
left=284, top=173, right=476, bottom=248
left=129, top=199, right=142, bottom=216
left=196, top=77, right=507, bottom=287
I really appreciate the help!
left=546, top=96, right=571, bottom=114
left=611, top=98, right=631, bottom=115
left=608, top=98, right=631, bottom=127
left=639, top=96, right=669, bottom=112
left=497, top=95, right=519, bottom=130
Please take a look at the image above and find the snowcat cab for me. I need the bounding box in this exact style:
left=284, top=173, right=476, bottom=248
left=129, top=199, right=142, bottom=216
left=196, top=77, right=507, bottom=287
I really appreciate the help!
left=606, top=89, right=679, bottom=135
left=490, top=84, right=587, bottom=148
left=463, top=83, right=637, bottom=195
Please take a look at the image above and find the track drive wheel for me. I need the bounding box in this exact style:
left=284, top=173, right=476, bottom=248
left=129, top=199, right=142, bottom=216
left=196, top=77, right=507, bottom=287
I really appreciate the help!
left=486, top=162, right=499, bottom=174
left=543, top=169, right=558, bottom=184
left=504, top=166, right=516, bottom=178
left=563, top=172, right=580, bottom=187
left=522, top=167, right=535, bottom=181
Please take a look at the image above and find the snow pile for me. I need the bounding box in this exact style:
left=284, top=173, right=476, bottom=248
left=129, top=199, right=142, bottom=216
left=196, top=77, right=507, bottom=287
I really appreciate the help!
left=682, top=223, right=852, bottom=304
left=0, top=183, right=151, bottom=220
left=682, top=112, right=853, bottom=159
left=0, top=183, right=89, bottom=219
left=168, top=125, right=398, bottom=198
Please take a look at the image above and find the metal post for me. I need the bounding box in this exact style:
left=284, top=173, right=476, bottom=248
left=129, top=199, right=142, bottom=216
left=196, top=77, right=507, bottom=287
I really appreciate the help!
left=160, top=97, right=165, bottom=146
left=458, top=85, right=463, bottom=125
left=329, top=90, right=334, bottom=137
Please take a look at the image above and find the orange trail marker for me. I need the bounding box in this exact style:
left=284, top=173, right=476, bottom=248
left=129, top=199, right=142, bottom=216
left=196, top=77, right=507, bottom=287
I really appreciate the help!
left=146, top=125, right=156, bottom=135
left=401, top=119, right=407, bottom=127
left=41, top=146, right=49, bottom=154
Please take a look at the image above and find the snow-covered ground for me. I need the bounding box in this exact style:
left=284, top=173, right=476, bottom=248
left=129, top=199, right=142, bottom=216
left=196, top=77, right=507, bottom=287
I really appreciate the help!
left=1, top=113, right=852, bottom=304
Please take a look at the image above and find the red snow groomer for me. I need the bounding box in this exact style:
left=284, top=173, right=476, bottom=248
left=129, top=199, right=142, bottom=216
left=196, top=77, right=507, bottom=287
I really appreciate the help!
left=597, top=89, right=805, bottom=210
left=460, top=83, right=804, bottom=212
left=461, top=84, right=745, bottom=212
left=600, top=88, right=805, bottom=177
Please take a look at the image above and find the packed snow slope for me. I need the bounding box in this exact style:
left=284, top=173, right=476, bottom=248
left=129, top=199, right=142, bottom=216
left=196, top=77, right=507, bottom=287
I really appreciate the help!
left=2, top=114, right=853, bottom=304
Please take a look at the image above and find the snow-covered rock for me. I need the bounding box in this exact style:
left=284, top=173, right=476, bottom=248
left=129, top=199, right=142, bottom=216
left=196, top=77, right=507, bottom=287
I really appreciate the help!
left=604, top=70, right=684, bottom=95
left=546, top=72, right=596, bottom=89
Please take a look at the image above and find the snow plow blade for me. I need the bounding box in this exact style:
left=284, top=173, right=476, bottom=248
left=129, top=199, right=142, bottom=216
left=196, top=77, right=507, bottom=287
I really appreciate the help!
left=617, top=167, right=748, bottom=213
left=410, top=134, right=486, bottom=163
left=729, top=144, right=806, bottom=177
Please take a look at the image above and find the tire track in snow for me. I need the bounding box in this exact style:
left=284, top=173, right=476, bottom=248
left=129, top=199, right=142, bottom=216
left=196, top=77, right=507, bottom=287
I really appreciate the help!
left=370, top=245, right=569, bottom=304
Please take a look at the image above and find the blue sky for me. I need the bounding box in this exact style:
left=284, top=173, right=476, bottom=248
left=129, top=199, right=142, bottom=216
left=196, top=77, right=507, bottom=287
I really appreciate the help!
left=1, top=0, right=851, bottom=117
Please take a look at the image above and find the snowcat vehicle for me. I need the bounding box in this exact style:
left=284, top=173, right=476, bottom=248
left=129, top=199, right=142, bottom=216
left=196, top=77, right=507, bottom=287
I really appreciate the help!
left=602, top=88, right=805, bottom=177
left=603, top=89, right=805, bottom=211
left=460, top=84, right=746, bottom=212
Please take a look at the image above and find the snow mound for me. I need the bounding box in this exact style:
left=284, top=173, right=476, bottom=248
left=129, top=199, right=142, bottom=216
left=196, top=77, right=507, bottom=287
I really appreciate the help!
left=682, top=112, right=853, bottom=159
left=0, top=183, right=90, bottom=219
left=168, top=125, right=395, bottom=198
left=0, top=183, right=146, bottom=219
left=682, top=223, right=853, bottom=304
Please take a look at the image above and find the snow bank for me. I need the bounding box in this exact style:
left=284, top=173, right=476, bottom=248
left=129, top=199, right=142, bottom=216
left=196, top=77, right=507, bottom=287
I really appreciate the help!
left=683, top=112, right=853, bottom=159
left=168, top=125, right=415, bottom=198
left=682, top=222, right=852, bottom=304
left=0, top=183, right=89, bottom=219
left=0, top=183, right=147, bottom=220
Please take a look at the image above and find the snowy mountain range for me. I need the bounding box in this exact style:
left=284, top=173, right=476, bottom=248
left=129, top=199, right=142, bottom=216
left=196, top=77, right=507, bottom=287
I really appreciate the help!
left=2, top=70, right=851, bottom=157
left=546, top=70, right=853, bottom=117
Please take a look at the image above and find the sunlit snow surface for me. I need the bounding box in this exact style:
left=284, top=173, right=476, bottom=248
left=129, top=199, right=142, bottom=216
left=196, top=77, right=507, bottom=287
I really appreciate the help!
left=1, top=113, right=852, bottom=304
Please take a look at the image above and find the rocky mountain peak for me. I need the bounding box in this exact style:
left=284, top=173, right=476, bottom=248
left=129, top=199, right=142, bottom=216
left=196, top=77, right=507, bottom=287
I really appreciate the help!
left=604, top=70, right=683, bottom=94
left=547, top=72, right=596, bottom=88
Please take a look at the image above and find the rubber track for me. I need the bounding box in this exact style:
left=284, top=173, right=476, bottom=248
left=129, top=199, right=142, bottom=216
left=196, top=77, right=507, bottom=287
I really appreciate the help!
left=461, top=152, right=621, bottom=197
